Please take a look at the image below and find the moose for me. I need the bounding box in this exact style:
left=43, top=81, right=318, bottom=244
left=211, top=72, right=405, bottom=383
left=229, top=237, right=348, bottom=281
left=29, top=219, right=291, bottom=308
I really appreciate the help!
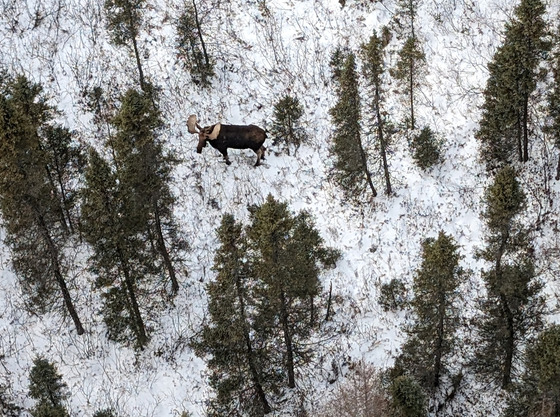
left=187, top=115, right=267, bottom=167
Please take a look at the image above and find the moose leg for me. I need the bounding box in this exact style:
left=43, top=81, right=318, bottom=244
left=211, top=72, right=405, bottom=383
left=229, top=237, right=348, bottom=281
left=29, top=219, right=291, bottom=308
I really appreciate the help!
left=254, top=147, right=264, bottom=167
left=221, top=149, right=231, bottom=165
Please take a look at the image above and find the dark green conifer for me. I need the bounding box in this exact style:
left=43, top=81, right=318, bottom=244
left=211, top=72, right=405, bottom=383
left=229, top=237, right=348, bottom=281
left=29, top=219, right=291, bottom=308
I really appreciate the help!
left=270, top=94, right=305, bottom=155
left=410, top=126, right=442, bottom=170
left=360, top=28, right=393, bottom=195
left=476, top=0, right=549, bottom=168
left=0, top=75, right=84, bottom=335
left=193, top=214, right=273, bottom=416
left=247, top=195, right=340, bottom=389
left=329, top=50, right=377, bottom=200
left=547, top=28, right=560, bottom=180
left=28, top=357, right=69, bottom=417
left=104, top=0, right=147, bottom=90
left=80, top=149, right=149, bottom=348
left=393, top=36, right=425, bottom=131
left=475, top=166, right=544, bottom=389
left=176, top=1, right=214, bottom=87
left=397, top=231, right=462, bottom=391
left=110, top=87, right=183, bottom=294
left=390, top=375, right=427, bottom=417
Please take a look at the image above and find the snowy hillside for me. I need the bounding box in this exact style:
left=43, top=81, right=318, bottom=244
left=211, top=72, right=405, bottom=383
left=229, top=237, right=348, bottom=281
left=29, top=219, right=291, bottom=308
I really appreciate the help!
left=0, top=0, right=559, bottom=416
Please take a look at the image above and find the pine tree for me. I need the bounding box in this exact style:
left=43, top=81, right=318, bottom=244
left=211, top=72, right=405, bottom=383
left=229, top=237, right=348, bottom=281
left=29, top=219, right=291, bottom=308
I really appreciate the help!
left=176, top=1, right=214, bottom=87
left=390, top=375, right=427, bottom=417
left=476, top=0, right=549, bottom=168
left=393, top=0, right=425, bottom=131
left=503, top=325, right=560, bottom=417
left=547, top=28, right=560, bottom=180
left=104, top=0, right=147, bottom=90
left=393, top=37, right=425, bottom=131
left=329, top=50, right=377, bottom=200
left=397, top=231, right=463, bottom=391
left=0, top=75, right=84, bottom=335
left=475, top=166, right=544, bottom=389
left=192, top=214, right=274, bottom=416
left=110, top=87, right=183, bottom=295
left=80, top=149, right=149, bottom=348
left=410, top=126, right=442, bottom=170
left=360, top=28, right=393, bottom=195
left=28, top=357, right=69, bottom=417
left=246, top=195, right=340, bottom=389
left=270, top=94, right=306, bottom=156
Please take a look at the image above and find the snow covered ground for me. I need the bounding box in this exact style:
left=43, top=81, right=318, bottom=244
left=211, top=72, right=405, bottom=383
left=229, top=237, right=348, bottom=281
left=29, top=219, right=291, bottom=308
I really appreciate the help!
left=0, top=0, right=559, bottom=415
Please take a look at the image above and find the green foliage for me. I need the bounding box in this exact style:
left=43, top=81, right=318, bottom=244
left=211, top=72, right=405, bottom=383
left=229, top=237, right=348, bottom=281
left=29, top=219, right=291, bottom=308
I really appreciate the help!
left=192, top=214, right=274, bottom=416
left=195, top=197, right=340, bottom=413
left=360, top=28, right=394, bottom=195
left=546, top=29, right=560, bottom=179
left=390, top=375, right=426, bottom=417
left=81, top=148, right=150, bottom=348
left=483, top=165, right=526, bottom=232
left=270, top=94, right=305, bottom=155
left=393, top=36, right=425, bottom=130
left=398, top=231, right=462, bottom=390
left=475, top=166, right=544, bottom=388
left=503, top=325, right=560, bottom=417
left=104, top=0, right=144, bottom=47
left=93, top=408, right=117, bottom=417
left=329, top=50, right=377, bottom=200
left=476, top=0, right=549, bottom=167
left=410, top=126, right=442, bottom=170
left=378, top=279, right=407, bottom=312
left=28, top=357, right=69, bottom=417
left=176, top=4, right=214, bottom=87
left=0, top=74, right=84, bottom=333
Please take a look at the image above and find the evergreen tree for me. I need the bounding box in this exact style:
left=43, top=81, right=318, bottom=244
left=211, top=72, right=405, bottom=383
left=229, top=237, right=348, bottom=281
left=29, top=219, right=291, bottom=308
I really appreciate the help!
left=110, top=87, right=183, bottom=295
left=329, top=50, right=377, bottom=200
left=503, top=325, right=560, bottom=417
left=475, top=165, right=544, bottom=389
left=397, top=231, right=463, bottom=391
left=42, top=125, right=86, bottom=235
left=246, top=195, right=340, bottom=389
left=193, top=214, right=273, bottom=416
left=393, top=36, right=425, bottom=131
left=393, top=0, right=425, bottom=131
left=390, top=375, right=426, bottom=417
left=28, top=357, right=69, bottom=417
left=104, top=0, right=147, bottom=90
left=410, top=126, right=442, bottom=170
left=547, top=28, right=560, bottom=180
left=270, top=94, right=306, bottom=156
left=360, top=28, right=393, bottom=195
left=80, top=149, right=149, bottom=348
left=0, top=75, right=84, bottom=335
left=176, top=1, right=214, bottom=87
left=476, top=0, right=549, bottom=168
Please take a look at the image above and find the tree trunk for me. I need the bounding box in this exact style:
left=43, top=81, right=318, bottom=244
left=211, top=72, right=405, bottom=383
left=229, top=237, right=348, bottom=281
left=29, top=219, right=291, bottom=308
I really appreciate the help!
left=523, top=98, right=529, bottom=162
left=500, top=292, right=515, bottom=389
left=409, top=49, right=415, bottom=131
left=433, top=293, right=446, bottom=389
left=192, top=0, right=210, bottom=67
left=35, top=210, right=84, bottom=335
left=118, top=249, right=148, bottom=348
left=234, top=272, right=271, bottom=414
left=376, top=84, right=392, bottom=195
left=556, top=154, right=560, bottom=180
left=325, top=281, right=333, bottom=322
left=280, top=290, right=296, bottom=388
left=153, top=201, right=178, bottom=294
left=357, top=135, right=377, bottom=198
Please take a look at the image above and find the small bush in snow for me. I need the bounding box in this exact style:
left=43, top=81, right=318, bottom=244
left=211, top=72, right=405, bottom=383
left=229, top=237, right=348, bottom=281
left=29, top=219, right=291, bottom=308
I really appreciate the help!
left=379, top=279, right=408, bottom=311
left=410, top=126, right=442, bottom=170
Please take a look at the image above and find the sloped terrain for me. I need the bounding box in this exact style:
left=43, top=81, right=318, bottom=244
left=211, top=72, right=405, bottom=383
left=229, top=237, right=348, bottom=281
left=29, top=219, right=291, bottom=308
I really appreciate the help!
left=0, top=0, right=559, bottom=415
